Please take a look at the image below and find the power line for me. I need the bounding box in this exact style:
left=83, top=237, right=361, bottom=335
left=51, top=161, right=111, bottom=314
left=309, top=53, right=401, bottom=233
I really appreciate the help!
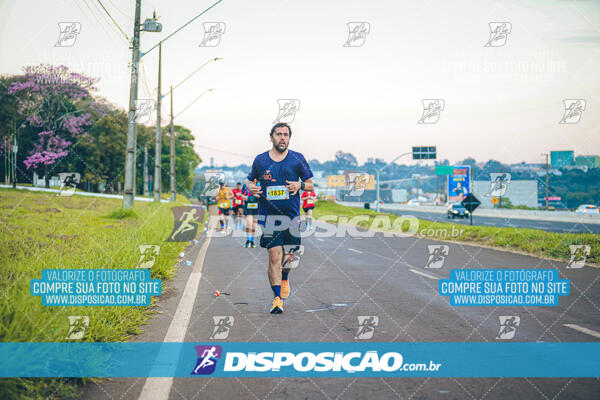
left=196, top=145, right=253, bottom=159
left=106, top=0, right=133, bottom=21
left=82, top=0, right=128, bottom=46
left=95, top=0, right=130, bottom=41
left=142, top=0, right=225, bottom=56
left=81, top=0, right=118, bottom=42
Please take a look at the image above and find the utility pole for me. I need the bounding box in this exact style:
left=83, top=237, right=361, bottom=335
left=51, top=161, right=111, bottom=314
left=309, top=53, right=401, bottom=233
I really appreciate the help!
left=143, top=143, right=149, bottom=196
left=169, top=86, right=176, bottom=201
left=153, top=42, right=163, bottom=202
left=543, top=153, right=549, bottom=209
left=12, top=135, right=17, bottom=188
left=123, top=0, right=142, bottom=209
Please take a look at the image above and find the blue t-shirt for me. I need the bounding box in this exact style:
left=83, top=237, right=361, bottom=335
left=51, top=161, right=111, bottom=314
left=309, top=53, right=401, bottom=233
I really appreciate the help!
left=247, top=150, right=313, bottom=223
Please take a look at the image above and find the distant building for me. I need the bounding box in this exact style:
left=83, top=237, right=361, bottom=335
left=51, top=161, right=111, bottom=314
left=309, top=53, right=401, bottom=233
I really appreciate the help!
left=326, top=174, right=375, bottom=190
left=575, top=155, right=600, bottom=168
left=326, top=175, right=346, bottom=188
left=550, top=151, right=574, bottom=168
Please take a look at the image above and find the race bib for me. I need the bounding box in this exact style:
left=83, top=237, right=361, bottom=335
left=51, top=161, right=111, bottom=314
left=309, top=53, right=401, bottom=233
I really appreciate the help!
left=234, top=199, right=242, bottom=205
left=266, top=185, right=289, bottom=201
left=247, top=203, right=258, bottom=209
left=306, top=199, right=314, bottom=205
left=218, top=201, right=230, bottom=209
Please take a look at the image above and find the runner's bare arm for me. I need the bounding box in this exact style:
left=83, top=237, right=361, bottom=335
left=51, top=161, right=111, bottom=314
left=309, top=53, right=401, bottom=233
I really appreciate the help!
left=245, top=179, right=263, bottom=196
left=286, top=178, right=313, bottom=196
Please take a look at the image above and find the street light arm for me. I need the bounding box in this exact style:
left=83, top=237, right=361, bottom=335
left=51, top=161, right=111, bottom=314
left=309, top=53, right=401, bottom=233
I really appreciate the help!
left=141, top=0, right=225, bottom=57
left=174, top=88, right=214, bottom=119
left=379, top=152, right=412, bottom=172
left=164, top=57, right=222, bottom=97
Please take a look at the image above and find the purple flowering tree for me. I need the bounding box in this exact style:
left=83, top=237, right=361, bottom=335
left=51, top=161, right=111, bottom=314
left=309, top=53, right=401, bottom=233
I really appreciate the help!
left=7, top=64, right=98, bottom=187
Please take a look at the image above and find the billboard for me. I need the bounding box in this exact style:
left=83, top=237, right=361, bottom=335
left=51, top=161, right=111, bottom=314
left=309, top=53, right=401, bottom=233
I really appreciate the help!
left=447, top=165, right=471, bottom=202
left=550, top=151, right=574, bottom=168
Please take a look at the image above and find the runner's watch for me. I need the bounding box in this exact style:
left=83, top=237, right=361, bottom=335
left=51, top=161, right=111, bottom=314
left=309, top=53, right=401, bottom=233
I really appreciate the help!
left=300, top=181, right=305, bottom=190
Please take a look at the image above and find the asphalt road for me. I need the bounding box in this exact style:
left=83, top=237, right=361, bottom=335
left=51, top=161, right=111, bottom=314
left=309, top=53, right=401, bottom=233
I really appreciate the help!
left=378, top=207, right=600, bottom=234
left=84, top=222, right=600, bottom=400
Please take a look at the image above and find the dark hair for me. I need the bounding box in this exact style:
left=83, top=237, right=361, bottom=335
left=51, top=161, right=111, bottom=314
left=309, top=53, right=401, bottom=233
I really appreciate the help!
left=236, top=182, right=241, bottom=185
left=270, top=122, right=292, bottom=137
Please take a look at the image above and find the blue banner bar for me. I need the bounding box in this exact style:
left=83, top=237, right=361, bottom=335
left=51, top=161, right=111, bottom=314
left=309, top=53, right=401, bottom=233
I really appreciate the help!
left=0, top=343, right=598, bottom=378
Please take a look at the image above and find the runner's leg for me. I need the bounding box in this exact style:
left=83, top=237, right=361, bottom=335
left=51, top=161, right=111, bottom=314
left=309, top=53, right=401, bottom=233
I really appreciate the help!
left=267, top=245, right=284, bottom=313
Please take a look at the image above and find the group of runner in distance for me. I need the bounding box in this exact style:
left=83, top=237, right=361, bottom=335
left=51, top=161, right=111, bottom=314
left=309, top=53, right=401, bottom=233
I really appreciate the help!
left=210, top=122, right=317, bottom=314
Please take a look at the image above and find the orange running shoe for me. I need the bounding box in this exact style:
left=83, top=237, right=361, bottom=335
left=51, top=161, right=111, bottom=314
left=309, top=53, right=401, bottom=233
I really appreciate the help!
left=281, top=279, right=290, bottom=299
left=270, top=296, right=284, bottom=314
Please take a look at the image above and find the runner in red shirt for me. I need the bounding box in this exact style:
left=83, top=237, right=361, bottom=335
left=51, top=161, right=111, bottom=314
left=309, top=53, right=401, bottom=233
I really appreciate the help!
left=231, top=182, right=244, bottom=230
left=301, top=189, right=317, bottom=230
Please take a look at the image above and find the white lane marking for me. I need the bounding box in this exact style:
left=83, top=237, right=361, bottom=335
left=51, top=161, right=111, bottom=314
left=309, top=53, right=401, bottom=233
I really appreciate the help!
left=564, top=324, right=600, bottom=339
left=348, top=248, right=363, bottom=254
left=316, top=238, right=325, bottom=242
left=138, top=236, right=212, bottom=400
left=410, top=268, right=440, bottom=280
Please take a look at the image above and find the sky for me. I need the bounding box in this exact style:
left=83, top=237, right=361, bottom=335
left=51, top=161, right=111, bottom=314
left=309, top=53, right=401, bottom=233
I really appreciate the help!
left=1, top=0, right=599, bottom=167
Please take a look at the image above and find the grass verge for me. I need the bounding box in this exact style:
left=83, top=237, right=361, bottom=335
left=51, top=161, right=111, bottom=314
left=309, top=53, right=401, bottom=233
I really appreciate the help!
left=311, top=200, right=599, bottom=265
left=0, top=188, right=200, bottom=399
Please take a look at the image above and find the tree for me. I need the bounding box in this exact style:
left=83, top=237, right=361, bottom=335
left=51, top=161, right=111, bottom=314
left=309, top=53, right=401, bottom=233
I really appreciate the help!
left=7, top=64, right=98, bottom=187
left=334, top=150, right=358, bottom=170
left=160, top=125, right=201, bottom=196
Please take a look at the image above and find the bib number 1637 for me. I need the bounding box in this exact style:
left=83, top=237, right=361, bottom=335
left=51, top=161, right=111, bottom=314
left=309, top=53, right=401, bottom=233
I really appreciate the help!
left=266, top=185, right=289, bottom=200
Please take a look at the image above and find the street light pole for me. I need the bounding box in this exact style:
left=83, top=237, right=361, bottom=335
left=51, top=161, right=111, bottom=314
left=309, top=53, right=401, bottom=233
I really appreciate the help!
left=154, top=58, right=221, bottom=202
left=543, top=153, right=550, bottom=209
left=375, top=152, right=412, bottom=212
left=122, top=0, right=142, bottom=210
left=143, top=143, right=148, bottom=196
left=153, top=41, right=163, bottom=202
left=168, top=88, right=214, bottom=201
left=169, top=86, right=176, bottom=202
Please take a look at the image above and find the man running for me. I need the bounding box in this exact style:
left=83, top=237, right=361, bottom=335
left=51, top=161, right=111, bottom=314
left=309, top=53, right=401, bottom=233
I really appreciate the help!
left=231, top=182, right=244, bottom=230
left=241, top=182, right=259, bottom=248
left=301, top=188, right=317, bottom=230
left=216, top=181, right=233, bottom=233
left=246, top=122, right=314, bottom=314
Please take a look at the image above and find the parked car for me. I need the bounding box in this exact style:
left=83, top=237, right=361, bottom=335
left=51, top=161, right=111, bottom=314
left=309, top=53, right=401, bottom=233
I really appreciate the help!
left=575, top=204, right=599, bottom=214
left=447, top=203, right=469, bottom=219
left=406, top=199, right=421, bottom=206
